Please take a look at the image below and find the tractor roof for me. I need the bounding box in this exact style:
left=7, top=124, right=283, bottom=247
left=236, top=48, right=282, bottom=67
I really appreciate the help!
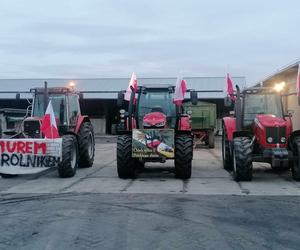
left=138, top=84, right=175, bottom=93
left=141, top=84, right=174, bottom=89
left=32, top=86, right=76, bottom=94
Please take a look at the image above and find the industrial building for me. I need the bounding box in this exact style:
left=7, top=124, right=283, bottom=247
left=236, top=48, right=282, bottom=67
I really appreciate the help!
left=0, top=76, right=246, bottom=134
left=255, top=60, right=300, bottom=130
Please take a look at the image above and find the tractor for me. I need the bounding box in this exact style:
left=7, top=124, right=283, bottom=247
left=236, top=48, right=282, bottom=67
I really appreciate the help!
left=0, top=82, right=95, bottom=178
left=116, top=84, right=198, bottom=179
left=222, top=85, right=300, bottom=181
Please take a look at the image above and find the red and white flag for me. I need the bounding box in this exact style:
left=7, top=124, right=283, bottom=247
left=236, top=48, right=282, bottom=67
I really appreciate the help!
left=124, top=72, right=137, bottom=101
left=226, top=73, right=236, bottom=101
left=296, top=63, right=300, bottom=97
left=41, top=100, right=59, bottom=139
left=173, top=75, right=187, bottom=106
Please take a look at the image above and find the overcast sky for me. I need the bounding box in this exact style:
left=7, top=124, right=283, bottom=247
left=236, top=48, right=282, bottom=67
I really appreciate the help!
left=0, top=0, right=299, bottom=84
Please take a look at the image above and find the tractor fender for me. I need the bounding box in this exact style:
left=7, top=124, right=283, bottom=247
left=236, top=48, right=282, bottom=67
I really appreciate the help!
left=178, top=116, right=191, bottom=131
left=222, top=117, right=236, bottom=141
left=75, top=115, right=91, bottom=134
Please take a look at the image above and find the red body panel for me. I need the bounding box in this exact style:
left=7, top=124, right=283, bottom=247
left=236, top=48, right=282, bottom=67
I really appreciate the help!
left=253, top=115, right=292, bottom=149
left=178, top=116, right=191, bottom=131
left=223, top=117, right=236, bottom=141
left=143, top=112, right=166, bottom=127
left=75, top=115, right=90, bottom=134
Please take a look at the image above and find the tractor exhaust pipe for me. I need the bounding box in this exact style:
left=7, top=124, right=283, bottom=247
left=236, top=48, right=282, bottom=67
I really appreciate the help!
left=235, top=85, right=242, bottom=131
left=44, top=81, right=49, bottom=113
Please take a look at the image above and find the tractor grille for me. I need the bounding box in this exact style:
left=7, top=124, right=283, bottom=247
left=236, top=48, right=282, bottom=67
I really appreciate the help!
left=24, top=120, right=41, bottom=138
left=266, top=127, right=286, bottom=144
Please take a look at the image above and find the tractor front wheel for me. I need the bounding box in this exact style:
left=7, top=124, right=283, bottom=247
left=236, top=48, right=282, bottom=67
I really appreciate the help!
left=222, top=127, right=233, bottom=171
left=78, top=122, right=95, bottom=168
left=117, top=135, right=136, bottom=179
left=175, top=135, right=193, bottom=179
left=233, top=137, right=253, bottom=181
left=292, top=137, right=300, bottom=181
left=58, top=134, right=78, bottom=178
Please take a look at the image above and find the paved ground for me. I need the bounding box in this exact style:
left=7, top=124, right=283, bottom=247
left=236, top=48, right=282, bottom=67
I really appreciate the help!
left=1, top=137, right=300, bottom=249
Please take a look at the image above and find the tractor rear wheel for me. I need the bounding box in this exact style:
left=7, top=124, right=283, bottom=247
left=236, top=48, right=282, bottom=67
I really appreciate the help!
left=117, top=135, right=136, bottom=179
left=175, top=135, right=193, bottom=179
left=78, top=122, right=95, bottom=168
left=222, top=127, right=233, bottom=171
left=208, top=130, right=215, bottom=148
left=292, top=137, right=300, bottom=181
left=233, top=137, right=252, bottom=181
left=58, top=134, right=78, bottom=178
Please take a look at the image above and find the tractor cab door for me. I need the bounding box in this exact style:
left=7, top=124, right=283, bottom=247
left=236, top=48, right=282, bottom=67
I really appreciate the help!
left=68, top=94, right=80, bottom=128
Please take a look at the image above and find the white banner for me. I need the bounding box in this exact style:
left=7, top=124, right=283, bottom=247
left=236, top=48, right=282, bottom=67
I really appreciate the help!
left=0, top=138, right=62, bottom=175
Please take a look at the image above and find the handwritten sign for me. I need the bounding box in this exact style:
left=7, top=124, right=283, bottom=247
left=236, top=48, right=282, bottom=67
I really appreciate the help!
left=0, top=138, right=62, bottom=175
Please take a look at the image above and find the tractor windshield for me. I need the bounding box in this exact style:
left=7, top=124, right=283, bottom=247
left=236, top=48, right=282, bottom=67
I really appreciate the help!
left=243, top=93, right=283, bottom=127
left=137, top=90, right=176, bottom=128
left=33, top=94, right=67, bottom=124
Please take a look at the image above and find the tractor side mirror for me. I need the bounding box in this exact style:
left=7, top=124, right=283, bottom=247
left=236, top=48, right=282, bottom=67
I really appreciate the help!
left=117, top=91, right=124, bottom=107
left=16, top=93, right=20, bottom=100
left=285, top=109, right=294, bottom=117
left=224, top=96, right=232, bottom=107
left=190, top=91, right=198, bottom=105
left=79, top=93, right=84, bottom=100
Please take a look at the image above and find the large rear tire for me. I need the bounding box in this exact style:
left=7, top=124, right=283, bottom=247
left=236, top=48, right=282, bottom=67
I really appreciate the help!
left=78, top=122, right=95, bottom=168
left=292, top=137, right=300, bottom=181
left=175, top=135, right=193, bottom=179
left=208, top=130, right=215, bottom=148
left=58, top=134, right=78, bottom=178
left=222, top=127, right=233, bottom=171
left=117, top=135, right=136, bottom=179
left=233, top=137, right=253, bottom=181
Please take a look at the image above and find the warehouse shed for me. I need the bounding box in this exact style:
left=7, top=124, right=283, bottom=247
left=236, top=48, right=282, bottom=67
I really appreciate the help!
left=255, top=60, right=300, bottom=130
left=0, top=76, right=246, bottom=134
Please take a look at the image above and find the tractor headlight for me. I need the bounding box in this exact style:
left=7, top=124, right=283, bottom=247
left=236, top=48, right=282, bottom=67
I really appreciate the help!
left=267, top=137, right=273, bottom=143
left=281, top=137, right=286, bottom=143
left=155, top=121, right=165, bottom=127
left=143, top=122, right=151, bottom=127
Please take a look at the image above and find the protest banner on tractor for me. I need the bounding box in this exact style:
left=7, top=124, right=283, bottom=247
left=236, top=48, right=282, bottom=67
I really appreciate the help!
left=0, top=138, right=62, bottom=174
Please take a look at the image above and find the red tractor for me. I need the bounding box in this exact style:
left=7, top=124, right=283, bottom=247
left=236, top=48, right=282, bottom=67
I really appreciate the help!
left=0, top=82, right=95, bottom=178
left=116, top=84, right=198, bottom=179
left=222, top=85, right=300, bottom=181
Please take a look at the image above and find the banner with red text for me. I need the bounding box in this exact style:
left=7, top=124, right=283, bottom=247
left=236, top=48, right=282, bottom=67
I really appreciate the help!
left=0, top=138, right=62, bottom=175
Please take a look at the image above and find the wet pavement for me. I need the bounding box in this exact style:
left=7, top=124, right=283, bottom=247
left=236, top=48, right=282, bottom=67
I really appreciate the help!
left=1, top=137, right=300, bottom=249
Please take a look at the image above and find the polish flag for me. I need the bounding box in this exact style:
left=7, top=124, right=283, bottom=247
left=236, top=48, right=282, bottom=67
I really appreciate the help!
left=296, top=63, right=300, bottom=97
left=124, top=72, right=137, bottom=101
left=173, top=75, right=187, bottom=106
left=41, top=100, right=59, bottom=139
left=226, top=73, right=236, bottom=101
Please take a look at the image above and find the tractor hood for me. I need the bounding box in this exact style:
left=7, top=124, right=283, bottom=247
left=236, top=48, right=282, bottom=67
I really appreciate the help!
left=255, top=114, right=286, bottom=127
left=143, top=112, right=166, bottom=127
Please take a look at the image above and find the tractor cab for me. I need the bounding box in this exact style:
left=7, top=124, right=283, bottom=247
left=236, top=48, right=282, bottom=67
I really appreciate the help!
left=137, top=85, right=177, bottom=129
left=24, top=86, right=81, bottom=137
left=240, top=88, right=284, bottom=129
